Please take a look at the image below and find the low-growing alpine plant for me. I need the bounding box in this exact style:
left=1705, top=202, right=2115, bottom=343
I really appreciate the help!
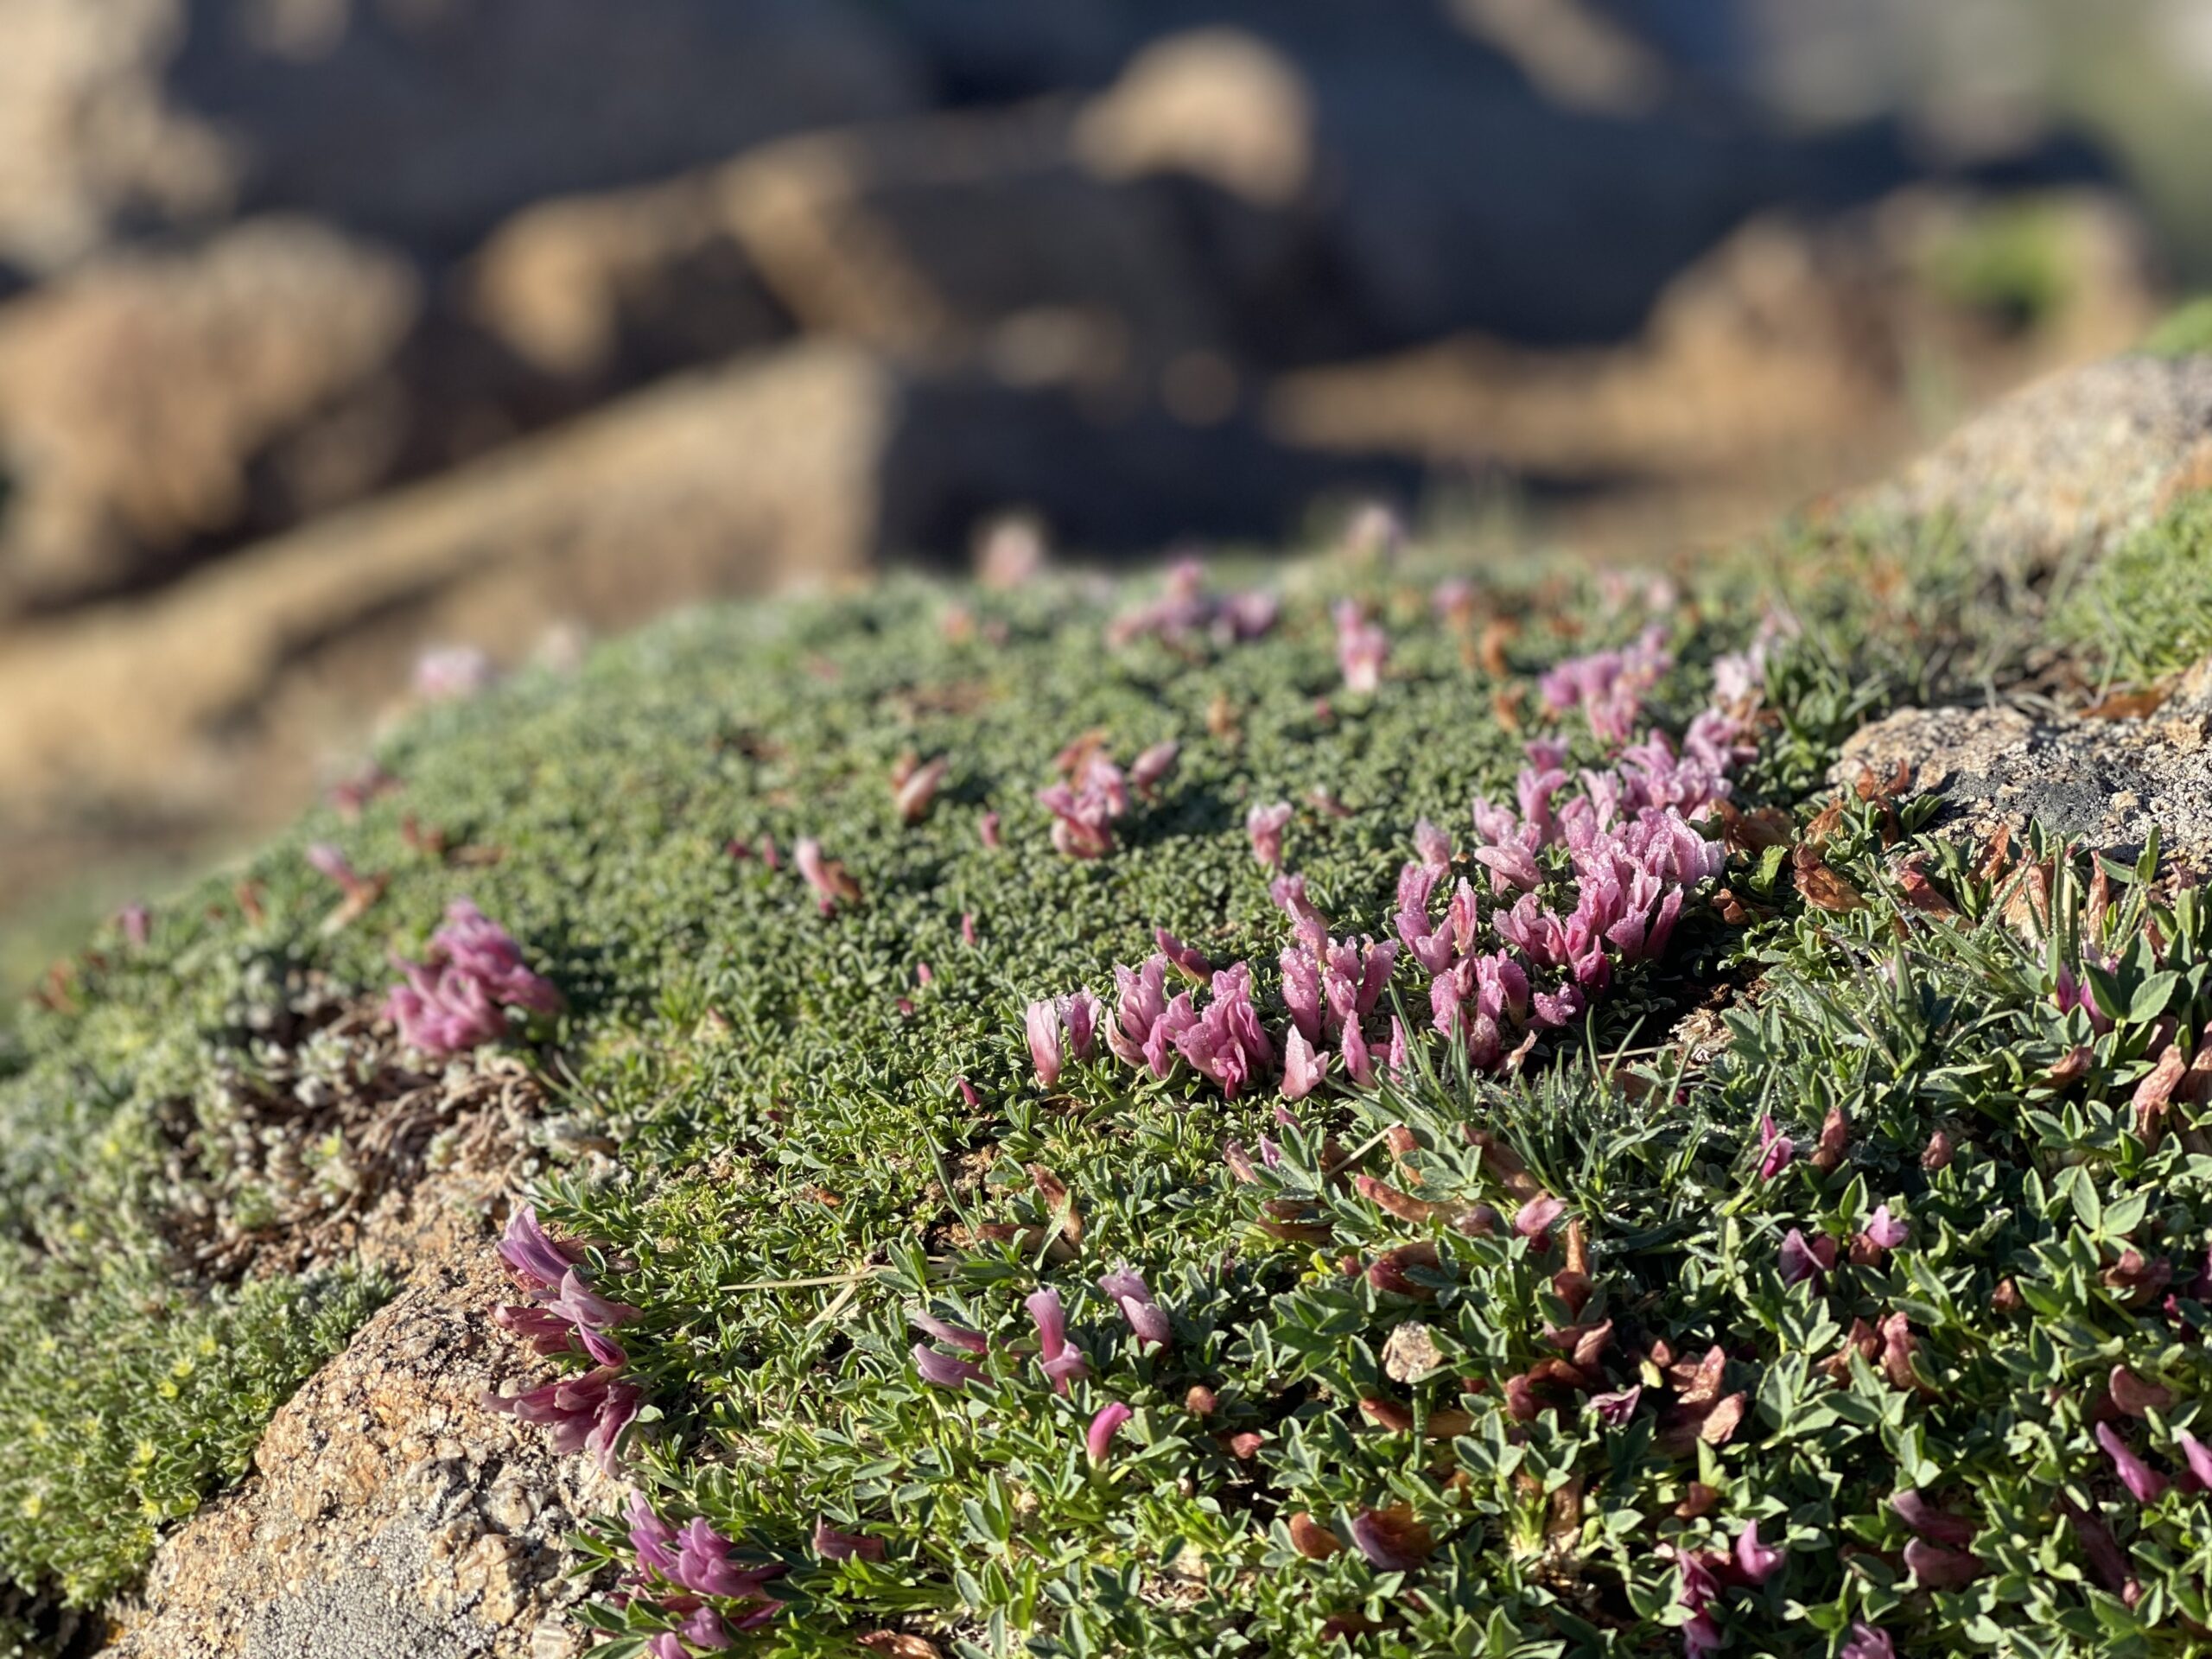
left=10, top=514, right=2212, bottom=1657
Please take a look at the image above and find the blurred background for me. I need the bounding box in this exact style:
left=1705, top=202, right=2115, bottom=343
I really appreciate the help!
left=3, top=0, right=2209, bottom=988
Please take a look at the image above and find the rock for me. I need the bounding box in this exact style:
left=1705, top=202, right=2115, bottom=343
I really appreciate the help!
left=0, top=0, right=926, bottom=268
left=1267, top=189, right=2158, bottom=495
left=0, top=0, right=236, bottom=274
left=105, top=1245, right=619, bottom=1659
left=464, top=175, right=791, bottom=385
left=719, top=103, right=1230, bottom=376
left=0, top=216, right=418, bottom=614
left=1073, top=29, right=1315, bottom=208
left=1833, top=662, right=2212, bottom=864
left=1869, top=353, right=2212, bottom=575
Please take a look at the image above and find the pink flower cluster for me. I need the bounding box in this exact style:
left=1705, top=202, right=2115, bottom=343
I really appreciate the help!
left=1538, top=624, right=1672, bottom=746
left=1278, top=878, right=1401, bottom=1095
left=1039, top=747, right=1130, bottom=860
left=483, top=1205, right=642, bottom=1473
left=1023, top=635, right=1763, bottom=1102
left=1034, top=952, right=1283, bottom=1099
left=1675, top=1521, right=1786, bottom=1656
left=626, top=1496, right=787, bottom=1654
left=1106, top=557, right=1279, bottom=648
left=385, top=899, right=563, bottom=1055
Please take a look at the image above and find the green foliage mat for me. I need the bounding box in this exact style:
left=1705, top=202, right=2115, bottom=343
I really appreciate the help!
left=8, top=526, right=2212, bottom=1656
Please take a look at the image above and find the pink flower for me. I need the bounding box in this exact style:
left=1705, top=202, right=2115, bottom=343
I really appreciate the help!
left=1038, top=783, right=1116, bottom=859
left=385, top=901, right=561, bottom=1055
left=1732, top=1520, right=1783, bottom=1584
left=1473, top=842, right=1540, bottom=894
left=1026, top=999, right=1065, bottom=1087
left=2177, top=1429, right=2212, bottom=1489
left=1155, top=928, right=1213, bottom=981
left=1589, top=1386, right=1642, bottom=1425
left=1170, top=964, right=1275, bottom=1097
left=1529, top=982, right=1585, bottom=1029
left=627, top=1492, right=680, bottom=1580
left=1778, top=1228, right=1834, bottom=1287
left=812, top=1517, right=886, bottom=1563
left=1065, top=989, right=1101, bottom=1061
left=1756, top=1116, right=1795, bottom=1179
left=1103, top=956, right=1169, bottom=1068
left=980, top=811, right=1002, bottom=849
left=1334, top=599, right=1389, bottom=693
left=961, top=911, right=978, bottom=946
left=1537, top=626, right=1670, bottom=746
left=1340, top=1018, right=1375, bottom=1086
left=2097, top=1422, right=2171, bottom=1504
left=117, top=902, right=151, bottom=946
left=496, top=1204, right=589, bottom=1295
left=1515, top=1195, right=1566, bottom=1243
left=1086, top=1401, right=1134, bottom=1464
left=680, top=1607, right=732, bottom=1649
left=1107, top=559, right=1276, bottom=646
left=385, top=961, right=506, bottom=1055
left=1840, top=1624, right=1896, bottom=1659
left=672, top=1516, right=785, bottom=1600
left=412, top=643, right=497, bottom=701
left=543, top=1268, right=643, bottom=1332
left=492, top=1302, right=593, bottom=1357
left=483, top=1366, right=641, bottom=1473
left=1861, top=1204, right=1909, bottom=1250
left=1027, top=1287, right=1090, bottom=1393
left=2054, top=963, right=2113, bottom=1033
left=912, top=1343, right=986, bottom=1389
left=1098, top=1266, right=1172, bottom=1350
left=911, top=1308, right=988, bottom=1354
left=1414, top=818, right=1452, bottom=871
left=1247, top=800, right=1294, bottom=869
left=1281, top=1026, right=1330, bottom=1100
left=1130, top=741, right=1180, bottom=798
left=1270, top=874, right=1327, bottom=944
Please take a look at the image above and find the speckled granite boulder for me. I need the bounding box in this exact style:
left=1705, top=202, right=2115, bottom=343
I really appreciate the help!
left=1833, top=656, right=2212, bottom=865
left=1866, top=353, right=2212, bottom=575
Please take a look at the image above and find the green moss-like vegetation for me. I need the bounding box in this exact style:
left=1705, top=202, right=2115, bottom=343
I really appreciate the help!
left=2052, top=493, right=2212, bottom=683
left=2141, top=296, right=2212, bottom=359
left=1915, top=200, right=2073, bottom=333
left=9, top=514, right=2212, bottom=1656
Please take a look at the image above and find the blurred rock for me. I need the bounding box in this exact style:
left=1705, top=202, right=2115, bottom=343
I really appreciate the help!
left=1074, top=29, right=1315, bottom=207
left=0, top=216, right=417, bottom=614
left=465, top=178, right=791, bottom=385
left=721, top=103, right=1230, bottom=376
left=1267, top=189, right=2160, bottom=491
left=0, top=0, right=928, bottom=271
left=1871, top=351, right=2212, bottom=576
left=0, top=0, right=237, bottom=274
left=0, top=341, right=1407, bottom=836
